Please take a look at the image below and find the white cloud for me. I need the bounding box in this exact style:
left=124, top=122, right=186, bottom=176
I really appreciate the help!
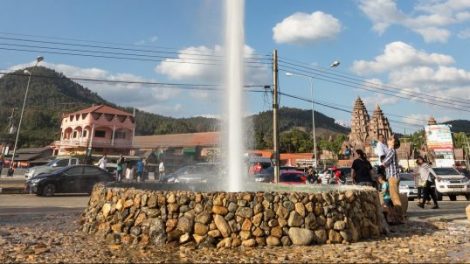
left=352, top=41, right=454, bottom=75
left=8, top=61, right=181, bottom=113
left=359, top=0, right=470, bottom=43
left=352, top=42, right=470, bottom=112
left=272, top=11, right=341, bottom=45
left=155, top=44, right=270, bottom=84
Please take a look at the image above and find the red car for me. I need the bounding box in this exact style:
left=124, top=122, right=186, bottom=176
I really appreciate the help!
left=279, top=170, right=307, bottom=185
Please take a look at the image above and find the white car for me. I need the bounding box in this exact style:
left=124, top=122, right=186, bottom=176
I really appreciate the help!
left=25, top=157, right=80, bottom=179
left=433, top=167, right=470, bottom=201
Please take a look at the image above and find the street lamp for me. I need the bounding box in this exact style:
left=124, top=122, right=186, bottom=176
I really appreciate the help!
left=9, top=56, right=44, bottom=172
left=285, top=61, right=340, bottom=168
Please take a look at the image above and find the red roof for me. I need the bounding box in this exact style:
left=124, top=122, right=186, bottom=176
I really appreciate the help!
left=66, top=105, right=133, bottom=116
left=134, top=132, right=219, bottom=148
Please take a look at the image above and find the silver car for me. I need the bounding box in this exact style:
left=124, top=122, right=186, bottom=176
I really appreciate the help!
left=399, top=173, right=418, bottom=201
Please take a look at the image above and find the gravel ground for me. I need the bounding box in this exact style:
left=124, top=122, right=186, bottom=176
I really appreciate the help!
left=0, top=211, right=469, bottom=263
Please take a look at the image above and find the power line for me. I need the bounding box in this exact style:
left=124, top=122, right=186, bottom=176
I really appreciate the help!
left=278, top=66, right=470, bottom=114
left=0, top=70, right=271, bottom=92
left=0, top=35, right=271, bottom=61
left=0, top=46, right=270, bottom=69
left=278, top=57, right=469, bottom=107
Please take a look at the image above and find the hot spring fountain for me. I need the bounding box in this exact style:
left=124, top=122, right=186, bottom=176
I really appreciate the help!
left=80, top=0, right=386, bottom=248
left=224, top=0, right=245, bottom=192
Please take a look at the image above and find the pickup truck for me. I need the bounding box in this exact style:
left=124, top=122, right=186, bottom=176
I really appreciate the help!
left=25, top=157, right=80, bottom=179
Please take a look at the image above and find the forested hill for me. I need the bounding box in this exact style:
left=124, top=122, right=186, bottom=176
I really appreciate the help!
left=0, top=66, right=349, bottom=147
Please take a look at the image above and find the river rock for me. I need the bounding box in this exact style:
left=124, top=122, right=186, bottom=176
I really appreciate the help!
left=177, top=216, right=193, bottom=233
left=102, top=203, right=112, bottom=218
left=295, top=203, right=306, bottom=217
left=266, top=236, right=281, bottom=246
left=147, top=196, right=157, bottom=208
left=334, top=220, right=346, bottom=231
left=195, top=212, right=211, bottom=225
left=214, top=214, right=231, bottom=237
left=314, top=229, right=327, bottom=244
left=212, top=206, right=228, bottom=215
left=236, top=207, right=253, bottom=218
left=288, top=211, right=304, bottom=227
left=288, top=228, right=314, bottom=245
left=241, top=238, right=256, bottom=247
left=194, top=223, right=208, bottom=236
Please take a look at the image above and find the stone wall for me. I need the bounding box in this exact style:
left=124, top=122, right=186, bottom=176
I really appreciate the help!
left=81, top=185, right=385, bottom=248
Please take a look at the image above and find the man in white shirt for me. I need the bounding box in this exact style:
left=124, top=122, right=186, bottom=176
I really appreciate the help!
left=97, top=154, right=107, bottom=170
left=159, top=161, right=165, bottom=178
left=375, top=134, right=389, bottom=163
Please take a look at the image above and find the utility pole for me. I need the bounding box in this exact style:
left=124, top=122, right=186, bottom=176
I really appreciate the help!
left=272, top=49, right=280, bottom=184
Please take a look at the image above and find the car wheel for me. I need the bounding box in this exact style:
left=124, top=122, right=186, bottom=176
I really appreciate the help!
left=408, top=198, right=414, bottom=201
left=449, top=195, right=457, bottom=201
left=42, top=184, right=56, bottom=197
left=436, top=191, right=443, bottom=201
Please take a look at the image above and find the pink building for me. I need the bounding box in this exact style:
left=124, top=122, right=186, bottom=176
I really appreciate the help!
left=54, top=105, right=135, bottom=156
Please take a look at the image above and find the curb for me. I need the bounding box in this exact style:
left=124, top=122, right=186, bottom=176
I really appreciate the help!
left=0, top=187, right=27, bottom=194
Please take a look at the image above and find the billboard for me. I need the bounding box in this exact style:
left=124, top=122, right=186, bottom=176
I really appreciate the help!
left=425, top=124, right=453, bottom=152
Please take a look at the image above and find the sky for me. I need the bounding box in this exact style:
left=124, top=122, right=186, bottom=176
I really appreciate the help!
left=1, top=0, right=470, bottom=133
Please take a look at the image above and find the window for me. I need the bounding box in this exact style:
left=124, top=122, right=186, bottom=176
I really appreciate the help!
left=73, top=131, right=78, bottom=138
left=115, top=131, right=126, bottom=139
left=84, top=166, right=103, bottom=175
left=83, top=130, right=87, bottom=138
left=64, top=167, right=83, bottom=176
left=55, top=159, right=69, bottom=167
left=95, top=130, right=106, bottom=138
left=70, top=159, right=78, bottom=165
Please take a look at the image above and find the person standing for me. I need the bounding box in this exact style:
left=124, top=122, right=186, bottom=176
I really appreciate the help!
left=416, top=156, right=439, bottom=209
left=351, top=149, right=374, bottom=186
left=375, top=134, right=389, bottom=176
left=116, top=154, right=125, bottom=182
left=159, top=160, right=165, bottom=179
left=136, top=159, right=144, bottom=182
left=97, top=154, right=107, bottom=170
left=382, top=135, right=403, bottom=221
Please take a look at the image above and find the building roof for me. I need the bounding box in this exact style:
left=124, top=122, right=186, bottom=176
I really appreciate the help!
left=16, top=146, right=52, bottom=154
left=134, top=132, right=219, bottom=148
left=66, top=104, right=133, bottom=117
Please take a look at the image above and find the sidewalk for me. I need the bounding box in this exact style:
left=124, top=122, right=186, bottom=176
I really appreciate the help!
left=0, top=171, right=27, bottom=194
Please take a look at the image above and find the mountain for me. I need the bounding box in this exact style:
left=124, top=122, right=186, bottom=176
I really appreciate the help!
left=0, top=66, right=348, bottom=148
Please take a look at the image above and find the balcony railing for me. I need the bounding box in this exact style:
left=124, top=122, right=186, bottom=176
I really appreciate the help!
left=55, top=138, right=132, bottom=148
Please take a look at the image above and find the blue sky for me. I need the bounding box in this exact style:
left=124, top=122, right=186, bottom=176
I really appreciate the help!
left=1, top=0, right=470, bottom=133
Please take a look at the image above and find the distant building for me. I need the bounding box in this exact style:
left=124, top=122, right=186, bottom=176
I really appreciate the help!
left=53, top=105, right=135, bottom=156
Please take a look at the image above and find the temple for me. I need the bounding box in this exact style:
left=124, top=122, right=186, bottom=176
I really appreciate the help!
left=346, top=97, right=393, bottom=159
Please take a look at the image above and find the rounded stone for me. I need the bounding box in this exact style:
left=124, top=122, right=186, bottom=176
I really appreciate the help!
left=288, top=227, right=314, bottom=245
left=266, top=236, right=281, bottom=246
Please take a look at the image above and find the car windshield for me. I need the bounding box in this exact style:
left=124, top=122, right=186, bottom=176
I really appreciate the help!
left=399, top=173, right=414, bottom=181
left=45, top=159, right=59, bottom=166
left=433, top=168, right=461, bottom=176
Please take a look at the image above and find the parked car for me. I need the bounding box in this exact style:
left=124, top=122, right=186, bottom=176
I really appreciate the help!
left=398, top=173, right=418, bottom=201
left=25, top=157, right=80, bottom=179
left=433, top=167, right=470, bottom=201
left=161, top=163, right=220, bottom=184
left=254, top=169, right=306, bottom=185
left=25, top=165, right=114, bottom=196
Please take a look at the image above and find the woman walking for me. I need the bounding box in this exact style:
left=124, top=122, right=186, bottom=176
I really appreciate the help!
left=416, top=156, right=439, bottom=209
